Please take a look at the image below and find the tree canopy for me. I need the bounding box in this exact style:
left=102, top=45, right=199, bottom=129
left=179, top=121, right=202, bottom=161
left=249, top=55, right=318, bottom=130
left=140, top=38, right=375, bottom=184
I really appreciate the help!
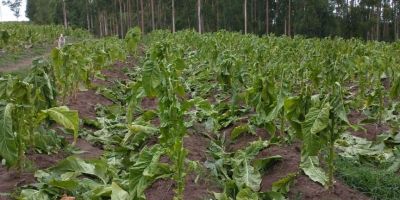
left=6, top=0, right=399, bottom=41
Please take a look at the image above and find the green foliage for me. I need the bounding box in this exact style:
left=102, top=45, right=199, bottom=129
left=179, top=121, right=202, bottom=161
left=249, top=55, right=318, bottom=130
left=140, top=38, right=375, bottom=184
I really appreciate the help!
left=38, top=106, right=79, bottom=144
left=0, top=103, right=18, bottom=167
left=336, top=158, right=400, bottom=200
left=8, top=28, right=400, bottom=200
left=125, top=27, right=142, bottom=55
left=0, top=22, right=89, bottom=52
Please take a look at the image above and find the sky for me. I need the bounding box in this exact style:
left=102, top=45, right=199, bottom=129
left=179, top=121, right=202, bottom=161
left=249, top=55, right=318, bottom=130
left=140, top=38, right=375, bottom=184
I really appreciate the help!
left=0, top=0, right=29, bottom=22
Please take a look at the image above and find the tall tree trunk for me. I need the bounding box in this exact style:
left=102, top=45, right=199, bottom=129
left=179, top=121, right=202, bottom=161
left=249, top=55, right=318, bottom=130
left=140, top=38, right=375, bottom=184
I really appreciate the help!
left=288, top=0, right=291, bottom=36
left=244, top=0, right=247, bottom=34
left=140, top=0, right=144, bottom=32
left=395, top=0, right=398, bottom=40
left=284, top=18, right=287, bottom=35
left=265, top=0, right=269, bottom=34
left=151, top=0, right=155, bottom=30
left=172, top=0, right=176, bottom=32
left=276, top=0, right=279, bottom=34
left=127, top=0, right=131, bottom=29
left=136, top=0, right=140, bottom=27
left=119, top=0, right=124, bottom=37
left=62, top=0, right=68, bottom=29
left=377, top=3, right=381, bottom=40
left=216, top=0, right=220, bottom=30
left=86, top=0, right=90, bottom=31
left=105, top=13, right=108, bottom=36
left=197, top=0, right=202, bottom=33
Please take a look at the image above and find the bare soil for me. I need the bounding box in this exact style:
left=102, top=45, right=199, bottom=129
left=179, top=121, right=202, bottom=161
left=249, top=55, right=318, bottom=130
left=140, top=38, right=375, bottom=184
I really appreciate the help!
left=348, top=111, right=389, bottom=140
left=67, top=90, right=113, bottom=119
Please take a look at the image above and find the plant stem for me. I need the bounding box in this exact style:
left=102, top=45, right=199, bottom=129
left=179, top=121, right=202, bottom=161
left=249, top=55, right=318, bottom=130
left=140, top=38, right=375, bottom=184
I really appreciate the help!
left=328, top=114, right=335, bottom=189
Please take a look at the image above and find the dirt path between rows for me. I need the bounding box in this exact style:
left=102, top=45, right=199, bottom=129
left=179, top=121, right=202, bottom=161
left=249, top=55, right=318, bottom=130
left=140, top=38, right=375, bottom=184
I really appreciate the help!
left=0, top=52, right=51, bottom=73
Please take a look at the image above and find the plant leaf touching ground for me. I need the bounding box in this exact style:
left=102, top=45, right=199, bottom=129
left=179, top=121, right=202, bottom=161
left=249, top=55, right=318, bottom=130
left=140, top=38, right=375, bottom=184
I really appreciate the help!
left=300, top=156, right=328, bottom=186
left=0, top=103, right=17, bottom=167
left=40, top=106, right=79, bottom=144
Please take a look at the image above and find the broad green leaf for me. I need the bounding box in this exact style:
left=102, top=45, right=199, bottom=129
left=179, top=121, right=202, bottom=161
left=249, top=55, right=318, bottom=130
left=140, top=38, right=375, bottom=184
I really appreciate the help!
left=214, top=192, right=232, bottom=200
left=302, top=103, right=330, bottom=157
left=0, top=103, right=17, bottom=167
left=124, top=124, right=159, bottom=148
left=236, top=188, right=259, bottom=200
left=50, top=156, right=109, bottom=183
left=271, top=173, right=296, bottom=194
left=48, top=179, right=79, bottom=190
left=129, top=145, right=170, bottom=199
left=259, top=191, right=286, bottom=200
left=233, top=157, right=261, bottom=191
left=253, top=155, right=282, bottom=173
left=390, top=74, right=400, bottom=98
left=125, top=27, right=141, bottom=54
left=40, top=106, right=79, bottom=144
left=19, top=189, right=50, bottom=200
left=300, top=156, right=328, bottom=186
left=233, top=140, right=269, bottom=191
left=265, top=95, right=285, bottom=122
left=231, top=124, right=251, bottom=140
left=111, top=182, right=130, bottom=200
left=142, top=61, right=160, bottom=97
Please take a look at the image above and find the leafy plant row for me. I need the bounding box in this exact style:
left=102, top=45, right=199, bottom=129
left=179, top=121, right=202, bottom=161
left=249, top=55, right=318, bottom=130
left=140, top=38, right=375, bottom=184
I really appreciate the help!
left=13, top=29, right=400, bottom=200
left=0, top=22, right=90, bottom=53
left=0, top=27, right=141, bottom=173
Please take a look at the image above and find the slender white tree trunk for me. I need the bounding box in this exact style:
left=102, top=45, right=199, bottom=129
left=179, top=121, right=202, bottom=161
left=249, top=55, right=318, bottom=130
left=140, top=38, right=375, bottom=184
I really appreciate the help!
left=172, top=0, right=176, bottom=32
left=288, top=0, right=291, bottom=36
left=197, top=0, right=202, bottom=33
left=62, top=0, right=68, bottom=29
left=266, top=0, right=269, bottom=34
left=151, top=0, right=155, bottom=31
left=140, top=0, right=144, bottom=32
left=244, top=0, right=247, bottom=34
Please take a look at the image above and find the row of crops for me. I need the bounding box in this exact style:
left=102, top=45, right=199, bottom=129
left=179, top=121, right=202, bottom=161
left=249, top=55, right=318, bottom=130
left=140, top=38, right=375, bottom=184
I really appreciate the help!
left=1, top=26, right=399, bottom=199
left=0, top=23, right=90, bottom=53
left=0, top=26, right=140, bottom=189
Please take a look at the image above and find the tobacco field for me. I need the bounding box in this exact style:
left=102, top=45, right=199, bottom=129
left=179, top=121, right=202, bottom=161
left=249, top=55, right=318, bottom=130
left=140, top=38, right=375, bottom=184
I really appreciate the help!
left=0, top=24, right=399, bottom=200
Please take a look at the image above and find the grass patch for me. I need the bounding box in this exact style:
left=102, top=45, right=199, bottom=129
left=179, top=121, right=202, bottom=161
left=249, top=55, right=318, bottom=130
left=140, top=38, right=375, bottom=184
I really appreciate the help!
left=335, top=158, right=400, bottom=200
left=0, top=43, right=51, bottom=67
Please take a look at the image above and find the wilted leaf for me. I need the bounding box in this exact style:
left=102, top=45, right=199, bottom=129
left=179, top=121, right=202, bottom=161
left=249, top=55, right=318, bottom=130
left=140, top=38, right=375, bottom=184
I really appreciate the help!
left=300, top=156, right=328, bottom=186
left=40, top=106, right=79, bottom=144
left=111, top=182, right=130, bottom=200
left=0, top=103, right=17, bottom=167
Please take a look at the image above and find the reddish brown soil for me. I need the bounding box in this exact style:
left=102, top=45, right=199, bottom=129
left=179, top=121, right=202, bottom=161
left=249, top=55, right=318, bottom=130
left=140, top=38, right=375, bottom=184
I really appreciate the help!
left=348, top=111, right=389, bottom=140
left=259, top=143, right=301, bottom=191
left=145, top=179, right=176, bottom=200
left=0, top=151, right=67, bottom=195
left=65, top=136, right=103, bottom=159
left=102, top=61, right=130, bottom=81
left=223, top=122, right=270, bottom=152
left=146, top=174, right=219, bottom=200
left=141, top=97, right=158, bottom=110
left=288, top=175, right=370, bottom=200
left=184, top=133, right=210, bottom=162
left=67, top=90, right=113, bottom=119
